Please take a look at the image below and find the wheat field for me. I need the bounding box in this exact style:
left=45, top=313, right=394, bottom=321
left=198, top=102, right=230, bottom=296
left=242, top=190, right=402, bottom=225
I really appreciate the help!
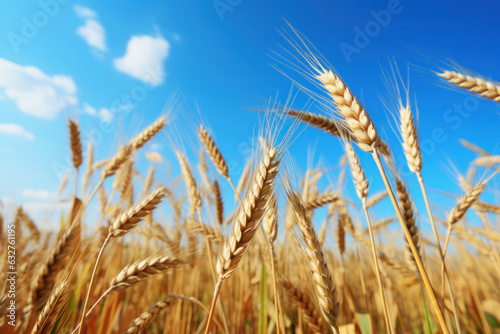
left=2, top=24, right=500, bottom=334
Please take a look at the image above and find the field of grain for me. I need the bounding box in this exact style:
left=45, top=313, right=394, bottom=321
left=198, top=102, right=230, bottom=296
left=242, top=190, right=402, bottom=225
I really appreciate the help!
left=1, top=23, right=500, bottom=334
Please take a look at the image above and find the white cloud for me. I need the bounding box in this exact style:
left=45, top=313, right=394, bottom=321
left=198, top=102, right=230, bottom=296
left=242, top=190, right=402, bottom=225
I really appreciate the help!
left=0, top=58, right=78, bottom=119
left=21, top=189, right=56, bottom=201
left=74, top=6, right=107, bottom=53
left=74, top=5, right=96, bottom=19
left=77, top=19, right=107, bottom=52
left=114, top=34, right=169, bottom=86
left=0, top=123, right=35, bottom=140
left=82, top=102, right=113, bottom=122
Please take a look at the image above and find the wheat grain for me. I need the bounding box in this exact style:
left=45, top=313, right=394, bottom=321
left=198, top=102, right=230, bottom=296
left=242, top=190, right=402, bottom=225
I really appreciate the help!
left=176, top=151, right=202, bottom=219
left=213, top=179, right=224, bottom=226
left=125, top=295, right=181, bottom=334
left=460, top=139, right=490, bottom=156
left=129, top=116, right=166, bottom=151
left=345, top=141, right=368, bottom=200
left=110, top=254, right=184, bottom=291
left=400, top=104, right=422, bottom=174
left=216, top=146, right=279, bottom=279
left=366, top=190, right=388, bottom=208
left=315, top=70, right=380, bottom=152
left=143, top=166, right=154, bottom=195
left=263, top=192, right=278, bottom=242
left=199, top=125, right=229, bottom=178
left=280, top=279, right=326, bottom=333
left=438, top=70, right=500, bottom=102
left=31, top=280, right=72, bottom=334
left=68, top=119, right=83, bottom=169
left=448, top=181, right=486, bottom=225
left=287, top=109, right=342, bottom=137
left=305, top=191, right=339, bottom=211
left=109, top=186, right=168, bottom=238
left=26, top=220, right=80, bottom=316
left=186, top=220, right=223, bottom=244
left=395, top=178, right=420, bottom=272
left=288, top=190, right=339, bottom=329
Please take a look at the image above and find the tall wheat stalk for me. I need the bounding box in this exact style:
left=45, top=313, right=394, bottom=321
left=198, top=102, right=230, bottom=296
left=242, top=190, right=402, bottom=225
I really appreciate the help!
left=345, top=141, right=392, bottom=333
left=263, top=193, right=282, bottom=334
left=205, top=144, right=280, bottom=333
left=277, top=24, right=449, bottom=332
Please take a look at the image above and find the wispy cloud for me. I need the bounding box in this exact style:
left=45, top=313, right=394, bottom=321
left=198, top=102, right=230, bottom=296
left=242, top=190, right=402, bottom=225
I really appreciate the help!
left=21, top=189, right=56, bottom=201
left=75, top=6, right=107, bottom=52
left=114, top=34, right=169, bottom=86
left=74, top=5, right=97, bottom=19
left=82, top=102, right=113, bottom=122
left=0, top=123, right=35, bottom=140
left=0, top=58, right=78, bottom=119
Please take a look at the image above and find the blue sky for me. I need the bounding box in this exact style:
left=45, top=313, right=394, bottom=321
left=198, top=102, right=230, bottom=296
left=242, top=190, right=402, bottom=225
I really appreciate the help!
left=0, top=1, right=499, bottom=232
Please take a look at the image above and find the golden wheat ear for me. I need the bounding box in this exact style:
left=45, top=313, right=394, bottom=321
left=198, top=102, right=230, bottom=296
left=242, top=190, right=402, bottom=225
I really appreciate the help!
left=438, top=69, right=500, bottom=102
left=286, top=188, right=339, bottom=331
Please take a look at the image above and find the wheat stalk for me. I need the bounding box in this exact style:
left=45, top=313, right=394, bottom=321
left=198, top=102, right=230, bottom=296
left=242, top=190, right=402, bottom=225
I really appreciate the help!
left=460, top=139, right=490, bottom=156
left=82, top=142, right=94, bottom=194
left=72, top=254, right=186, bottom=334
left=205, top=145, right=280, bottom=333
left=475, top=201, right=500, bottom=214
left=26, top=220, right=80, bottom=315
left=125, top=295, right=180, bottom=334
left=216, top=146, right=279, bottom=279
left=447, top=182, right=486, bottom=227
left=263, top=192, right=281, bottom=333
left=305, top=191, right=339, bottom=211
left=315, top=70, right=380, bottom=152
left=213, top=179, right=224, bottom=226
left=186, top=221, right=223, bottom=244
left=400, top=105, right=422, bottom=174
left=101, top=145, right=133, bottom=179
left=109, top=186, right=168, bottom=238
left=143, top=166, right=154, bottom=195
left=129, top=115, right=166, bottom=151
left=366, top=190, right=388, bottom=208
left=31, top=280, right=72, bottom=334
left=199, top=124, right=229, bottom=178
left=395, top=178, right=421, bottom=272
left=176, top=151, right=202, bottom=219
left=288, top=190, right=339, bottom=331
left=68, top=119, right=83, bottom=169
left=16, top=207, right=40, bottom=242
left=287, top=109, right=342, bottom=136
left=280, top=279, right=326, bottom=334
left=125, top=294, right=221, bottom=334
left=473, top=155, right=500, bottom=167
left=438, top=70, right=500, bottom=102
left=345, top=140, right=392, bottom=333
left=263, top=193, right=278, bottom=243
left=110, top=254, right=184, bottom=291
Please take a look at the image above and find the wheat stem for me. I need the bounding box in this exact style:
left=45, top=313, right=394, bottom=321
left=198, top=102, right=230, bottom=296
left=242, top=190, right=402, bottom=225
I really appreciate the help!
left=205, top=277, right=223, bottom=334
left=76, top=234, right=110, bottom=334
left=362, top=200, right=392, bottom=334
left=371, top=150, right=449, bottom=334
left=416, top=173, right=461, bottom=333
